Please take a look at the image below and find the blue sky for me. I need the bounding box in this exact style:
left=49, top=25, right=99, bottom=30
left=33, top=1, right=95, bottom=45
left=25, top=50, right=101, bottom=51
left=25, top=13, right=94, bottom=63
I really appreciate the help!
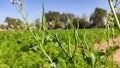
left=0, top=0, right=109, bottom=24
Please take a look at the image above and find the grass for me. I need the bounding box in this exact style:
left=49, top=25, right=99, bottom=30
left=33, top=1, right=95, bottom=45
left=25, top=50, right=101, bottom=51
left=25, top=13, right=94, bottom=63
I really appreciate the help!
left=47, top=28, right=120, bottom=43
left=0, top=28, right=120, bottom=68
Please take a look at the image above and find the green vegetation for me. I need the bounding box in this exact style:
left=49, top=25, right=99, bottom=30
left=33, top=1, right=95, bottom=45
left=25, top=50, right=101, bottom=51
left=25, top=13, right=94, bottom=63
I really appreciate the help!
left=0, top=28, right=120, bottom=68
left=5, top=17, right=24, bottom=29
left=0, top=0, right=120, bottom=68
left=90, top=7, right=107, bottom=28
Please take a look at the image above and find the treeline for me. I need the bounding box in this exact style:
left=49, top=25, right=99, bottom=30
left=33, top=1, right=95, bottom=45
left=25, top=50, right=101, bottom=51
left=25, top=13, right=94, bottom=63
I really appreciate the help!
left=1, top=7, right=120, bottom=30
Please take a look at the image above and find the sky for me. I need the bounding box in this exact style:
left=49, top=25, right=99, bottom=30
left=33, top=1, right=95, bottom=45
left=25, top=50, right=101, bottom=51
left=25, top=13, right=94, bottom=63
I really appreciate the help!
left=0, top=0, right=110, bottom=24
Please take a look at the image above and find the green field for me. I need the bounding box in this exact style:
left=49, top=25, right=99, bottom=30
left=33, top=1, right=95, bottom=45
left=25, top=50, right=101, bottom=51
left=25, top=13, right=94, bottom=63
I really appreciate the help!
left=0, top=28, right=120, bottom=68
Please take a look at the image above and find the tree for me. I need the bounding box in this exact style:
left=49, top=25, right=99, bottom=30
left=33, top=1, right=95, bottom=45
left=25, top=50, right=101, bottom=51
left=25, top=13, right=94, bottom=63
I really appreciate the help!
left=72, top=17, right=90, bottom=28
left=45, top=11, right=76, bottom=29
left=79, top=18, right=90, bottom=28
left=66, top=13, right=75, bottom=20
left=65, top=23, right=73, bottom=29
left=0, top=24, right=7, bottom=29
left=114, top=13, right=120, bottom=27
left=35, top=18, right=41, bottom=29
left=79, top=14, right=90, bottom=28
left=60, top=13, right=67, bottom=23
left=54, top=20, right=62, bottom=29
left=45, top=11, right=60, bottom=22
left=90, top=7, right=107, bottom=28
left=5, top=17, right=23, bottom=29
left=117, top=13, right=120, bottom=22
left=72, top=17, right=80, bottom=28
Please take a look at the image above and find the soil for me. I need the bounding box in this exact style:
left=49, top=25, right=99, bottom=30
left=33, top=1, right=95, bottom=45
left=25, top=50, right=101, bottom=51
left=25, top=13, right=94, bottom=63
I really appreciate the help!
left=94, top=36, right=120, bottom=67
left=0, top=29, right=6, bottom=31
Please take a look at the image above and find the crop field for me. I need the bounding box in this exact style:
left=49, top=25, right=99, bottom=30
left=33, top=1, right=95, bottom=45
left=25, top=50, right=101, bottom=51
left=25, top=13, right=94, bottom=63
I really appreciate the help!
left=0, top=28, right=120, bottom=68
left=1, top=0, right=120, bottom=68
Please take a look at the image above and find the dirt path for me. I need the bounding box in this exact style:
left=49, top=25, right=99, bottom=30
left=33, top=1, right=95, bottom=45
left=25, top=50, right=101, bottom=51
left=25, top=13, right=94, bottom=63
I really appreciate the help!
left=94, top=36, right=120, bottom=67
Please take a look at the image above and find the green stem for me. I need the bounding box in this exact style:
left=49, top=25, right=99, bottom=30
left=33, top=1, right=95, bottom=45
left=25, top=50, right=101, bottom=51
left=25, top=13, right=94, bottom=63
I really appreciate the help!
left=19, top=6, right=30, bottom=30
left=41, top=33, right=55, bottom=68
left=72, top=28, right=78, bottom=58
left=30, top=32, right=55, bottom=68
left=72, top=28, right=78, bottom=68
left=18, top=3, right=54, bottom=68
left=54, top=34, right=70, bottom=58
left=41, top=3, right=46, bottom=30
left=67, top=28, right=71, bottom=56
left=108, top=0, right=120, bottom=29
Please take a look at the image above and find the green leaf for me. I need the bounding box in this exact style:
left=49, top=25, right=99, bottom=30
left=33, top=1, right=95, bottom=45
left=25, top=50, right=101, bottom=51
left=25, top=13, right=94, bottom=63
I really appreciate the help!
left=90, top=53, right=96, bottom=65
left=0, top=49, right=2, bottom=56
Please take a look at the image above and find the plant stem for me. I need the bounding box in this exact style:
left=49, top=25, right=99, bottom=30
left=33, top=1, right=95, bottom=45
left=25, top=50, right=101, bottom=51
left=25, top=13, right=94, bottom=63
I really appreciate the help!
left=108, top=0, right=120, bottom=29
left=72, top=28, right=78, bottom=68
left=54, top=34, right=70, bottom=58
left=41, top=33, right=55, bottom=68
left=67, top=29, right=71, bottom=56
left=18, top=3, right=55, bottom=68
left=41, top=3, right=46, bottom=30
left=72, top=28, right=78, bottom=58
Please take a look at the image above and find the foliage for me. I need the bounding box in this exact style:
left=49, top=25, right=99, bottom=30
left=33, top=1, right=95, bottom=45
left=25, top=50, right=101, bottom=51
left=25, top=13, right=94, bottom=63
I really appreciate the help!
left=45, top=11, right=60, bottom=22
left=65, top=23, right=73, bottom=29
left=72, top=17, right=80, bottom=28
left=1, top=0, right=120, bottom=68
left=90, top=7, right=107, bottom=28
left=0, top=24, right=7, bottom=29
left=45, top=11, right=75, bottom=29
left=0, top=28, right=120, bottom=68
left=35, top=18, right=41, bottom=29
left=79, top=17, right=90, bottom=28
left=4, top=17, right=24, bottom=29
left=72, top=17, right=90, bottom=28
left=117, top=13, right=120, bottom=21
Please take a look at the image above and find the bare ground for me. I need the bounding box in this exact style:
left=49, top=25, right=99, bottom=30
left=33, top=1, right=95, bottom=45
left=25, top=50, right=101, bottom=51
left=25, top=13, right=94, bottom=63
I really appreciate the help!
left=94, top=36, right=120, bottom=67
